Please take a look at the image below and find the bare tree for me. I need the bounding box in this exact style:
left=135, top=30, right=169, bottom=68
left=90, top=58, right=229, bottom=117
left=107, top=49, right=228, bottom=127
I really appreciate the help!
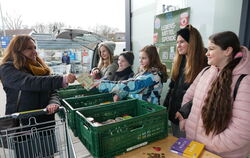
left=47, top=22, right=66, bottom=33
left=4, top=13, right=23, bottom=30
left=89, top=24, right=119, bottom=39
left=31, top=23, right=46, bottom=33
left=31, top=22, right=67, bottom=33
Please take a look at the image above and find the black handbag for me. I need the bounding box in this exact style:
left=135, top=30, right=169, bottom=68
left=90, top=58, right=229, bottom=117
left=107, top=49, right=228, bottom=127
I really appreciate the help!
left=178, top=100, right=192, bottom=119
left=0, top=90, right=21, bottom=148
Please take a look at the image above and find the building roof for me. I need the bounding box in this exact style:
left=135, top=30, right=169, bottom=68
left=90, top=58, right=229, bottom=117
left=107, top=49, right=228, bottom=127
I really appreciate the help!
left=0, top=29, right=36, bottom=37
left=31, top=33, right=99, bottom=50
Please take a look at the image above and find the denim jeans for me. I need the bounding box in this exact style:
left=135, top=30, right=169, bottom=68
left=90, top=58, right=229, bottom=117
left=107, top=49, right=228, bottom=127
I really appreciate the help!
left=171, top=122, right=186, bottom=138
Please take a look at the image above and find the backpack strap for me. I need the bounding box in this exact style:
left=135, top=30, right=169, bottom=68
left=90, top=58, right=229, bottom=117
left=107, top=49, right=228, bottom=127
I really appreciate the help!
left=233, top=74, right=247, bottom=101
left=16, top=90, right=22, bottom=112
left=201, top=66, right=211, bottom=76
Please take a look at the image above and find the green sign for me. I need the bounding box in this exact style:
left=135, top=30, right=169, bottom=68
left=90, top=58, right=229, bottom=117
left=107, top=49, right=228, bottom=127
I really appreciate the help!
left=154, top=7, right=190, bottom=75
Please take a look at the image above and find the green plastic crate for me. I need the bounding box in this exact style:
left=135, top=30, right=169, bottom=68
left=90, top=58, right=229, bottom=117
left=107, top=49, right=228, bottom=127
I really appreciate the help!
left=62, top=93, right=114, bottom=136
left=75, top=99, right=168, bottom=158
left=57, top=86, right=100, bottom=119
left=58, top=88, right=100, bottom=99
left=59, top=84, right=84, bottom=90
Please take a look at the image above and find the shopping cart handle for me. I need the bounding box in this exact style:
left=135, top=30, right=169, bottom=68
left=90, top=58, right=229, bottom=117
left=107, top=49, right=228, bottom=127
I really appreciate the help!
left=0, top=113, right=19, bottom=120
left=18, top=109, right=48, bottom=119
left=0, top=107, right=66, bottom=120
left=19, top=107, right=65, bottom=115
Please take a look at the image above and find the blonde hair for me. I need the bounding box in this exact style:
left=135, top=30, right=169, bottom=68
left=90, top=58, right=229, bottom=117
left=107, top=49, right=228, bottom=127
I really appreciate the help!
left=97, top=45, right=113, bottom=69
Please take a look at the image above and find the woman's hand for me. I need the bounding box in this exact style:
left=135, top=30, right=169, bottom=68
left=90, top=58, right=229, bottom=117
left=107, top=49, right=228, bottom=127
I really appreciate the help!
left=176, top=111, right=186, bottom=131
left=91, top=80, right=101, bottom=88
left=179, top=119, right=186, bottom=131
left=91, top=68, right=101, bottom=79
left=175, top=111, right=184, bottom=121
left=46, top=104, right=59, bottom=115
left=66, top=73, right=76, bottom=83
left=91, top=68, right=100, bottom=75
left=113, top=95, right=120, bottom=102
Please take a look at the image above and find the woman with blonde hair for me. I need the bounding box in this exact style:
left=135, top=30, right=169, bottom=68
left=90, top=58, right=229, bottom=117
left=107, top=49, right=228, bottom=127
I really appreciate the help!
left=163, top=24, right=207, bottom=137
left=91, top=41, right=118, bottom=80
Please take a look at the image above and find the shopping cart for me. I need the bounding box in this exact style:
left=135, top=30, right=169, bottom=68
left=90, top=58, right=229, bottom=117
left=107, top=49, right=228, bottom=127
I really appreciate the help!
left=0, top=107, right=76, bottom=158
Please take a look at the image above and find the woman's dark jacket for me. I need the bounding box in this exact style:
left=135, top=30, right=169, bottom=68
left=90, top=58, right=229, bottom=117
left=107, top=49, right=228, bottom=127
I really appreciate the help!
left=112, top=66, right=134, bottom=81
left=163, top=57, right=190, bottom=125
left=0, top=61, right=64, bottom=124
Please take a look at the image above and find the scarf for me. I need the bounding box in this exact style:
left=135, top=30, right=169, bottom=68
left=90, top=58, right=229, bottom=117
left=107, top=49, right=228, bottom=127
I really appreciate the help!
left=116, top=66, right=133, bottom=77
left=25, top=57, right=50, bottom=76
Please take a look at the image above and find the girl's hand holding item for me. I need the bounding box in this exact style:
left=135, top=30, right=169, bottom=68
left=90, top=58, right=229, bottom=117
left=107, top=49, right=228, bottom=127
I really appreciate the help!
left=81, top=80, right=101, bottom=89
left=113, top=95, right=120, bottom=102
left=91, top=80, right=101, bottom=89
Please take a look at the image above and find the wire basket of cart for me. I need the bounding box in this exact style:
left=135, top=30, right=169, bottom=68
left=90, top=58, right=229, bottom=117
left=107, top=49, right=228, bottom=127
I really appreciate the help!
left=0, top=107, right=75, bottom=158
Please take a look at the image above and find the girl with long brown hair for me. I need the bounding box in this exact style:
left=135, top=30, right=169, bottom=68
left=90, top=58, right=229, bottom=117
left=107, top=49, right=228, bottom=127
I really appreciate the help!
left=163, top=24, right=207, bottom=138
left=180, top=31, right=250, bottom=158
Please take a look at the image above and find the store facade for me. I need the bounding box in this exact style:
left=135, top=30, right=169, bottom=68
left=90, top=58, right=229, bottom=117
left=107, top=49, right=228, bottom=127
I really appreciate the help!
left=125, top=0, right=247, bottom=103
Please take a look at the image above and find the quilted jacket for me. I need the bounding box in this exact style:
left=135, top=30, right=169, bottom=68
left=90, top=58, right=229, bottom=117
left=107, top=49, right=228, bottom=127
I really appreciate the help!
left=182, top=47, right=250, bottom=158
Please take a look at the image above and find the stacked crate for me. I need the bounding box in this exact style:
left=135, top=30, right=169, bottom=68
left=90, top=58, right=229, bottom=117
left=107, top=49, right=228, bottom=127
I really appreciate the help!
left=57, top=85, right=168, bottom=158
left=75, top=99, right=168, bottom=158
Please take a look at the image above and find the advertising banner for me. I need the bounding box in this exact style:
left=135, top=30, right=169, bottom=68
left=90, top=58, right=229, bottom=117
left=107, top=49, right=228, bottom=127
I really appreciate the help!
left=154, top=7, right=190, bottom=74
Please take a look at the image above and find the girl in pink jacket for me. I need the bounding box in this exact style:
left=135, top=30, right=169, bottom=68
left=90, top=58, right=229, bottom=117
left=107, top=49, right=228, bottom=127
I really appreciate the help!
left=178, top=31, right=250, bottom=158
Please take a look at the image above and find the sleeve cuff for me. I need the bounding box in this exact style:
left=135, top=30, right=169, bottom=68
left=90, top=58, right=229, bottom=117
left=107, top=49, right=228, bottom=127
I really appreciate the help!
left=62, top=76, right=68, bottom=88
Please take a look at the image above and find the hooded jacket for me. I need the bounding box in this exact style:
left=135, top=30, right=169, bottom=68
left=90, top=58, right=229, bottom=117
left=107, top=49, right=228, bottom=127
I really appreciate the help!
left=98, top=68, right=163, bottom=105
left=182, top=47, right=250, bottom=158
left=100, top=62, right=118, bottom=80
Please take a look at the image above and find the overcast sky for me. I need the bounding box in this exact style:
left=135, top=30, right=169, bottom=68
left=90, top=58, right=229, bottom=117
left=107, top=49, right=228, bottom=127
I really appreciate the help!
left=0, top=0, right=125, bottom=31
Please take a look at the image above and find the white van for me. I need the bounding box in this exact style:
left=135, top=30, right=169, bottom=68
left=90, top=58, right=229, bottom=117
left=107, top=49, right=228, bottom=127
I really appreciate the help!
left=114, top=42, right=126, bottom=56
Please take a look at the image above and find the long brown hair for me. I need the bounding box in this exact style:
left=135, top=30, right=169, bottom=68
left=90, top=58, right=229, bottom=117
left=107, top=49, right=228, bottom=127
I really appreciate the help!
left=171, top=24, right=207, bottom=83
left=1, top=35, right=48, bottom=71
left=202, top=31, right=241, bottom=135
left=97, top=45, right=114, bottom=69
left=140, top=45, right=168, bottom=82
